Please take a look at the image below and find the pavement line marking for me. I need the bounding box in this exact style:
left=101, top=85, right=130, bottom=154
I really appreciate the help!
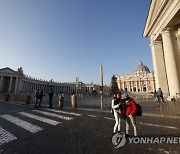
left=32, top=110, right=73, bottom=120
left=139, top=122, right=178, bottom=130
left=88, top=115, right=97, bottom=118
left=104, top=117, right=114, bottom=120
left=0, top=115, right=43, bottom=133
left=18, top=112, right=61, bottom=126
left=0, top=126, right=17, bottom=146
left=44, top=108, right=82, bottom=116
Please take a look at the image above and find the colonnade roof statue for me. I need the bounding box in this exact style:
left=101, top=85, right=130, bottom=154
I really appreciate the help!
left=0, top=67, right=111, bottom=94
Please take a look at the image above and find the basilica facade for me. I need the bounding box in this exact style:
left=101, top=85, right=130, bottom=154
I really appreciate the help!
left=115, top=61, right=155, bottom=93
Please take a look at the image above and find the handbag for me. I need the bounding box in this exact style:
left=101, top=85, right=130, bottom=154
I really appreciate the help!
left=111, top=108, right=114, bottom=114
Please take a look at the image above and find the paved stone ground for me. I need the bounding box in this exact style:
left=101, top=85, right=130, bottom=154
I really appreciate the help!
left=0, top=101, right=180, bottom=154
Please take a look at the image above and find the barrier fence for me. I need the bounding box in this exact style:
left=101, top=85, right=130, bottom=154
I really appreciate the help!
left=0, top=92, right=180, bottom=117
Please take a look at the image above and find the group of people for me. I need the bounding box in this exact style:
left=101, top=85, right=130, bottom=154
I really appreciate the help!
left=111, top=92, right=138, bottom=137
left=35, top=89, right=64, bottom=108
left=154, top=88, right=165, bottom=105
left=35, top=89, right=45, bottom=108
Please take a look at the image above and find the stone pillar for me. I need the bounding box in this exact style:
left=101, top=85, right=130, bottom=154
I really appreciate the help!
left=139, top=79, right=142, bottom=92
left=122, top=82, right=125, bottom=90
left=116, top=77, right=121, bottom=90
left=18, top=79, right=22, bottom=92
left=173, top=28, right=180, bottom=87
left=14, top=77, right=18, bottom=92
left=0, top=76, right=3, bottom=92
left=8, top=77, right=13, bottom=92
left=150, top=40, right=169, bottom=94
left=177, top=28, right=180, bottom=49
left=146, top=79, right=149, bottom=92
left=132, top=81, right=134, bottom=92
left=128, top=81, right=130, bottom=91
left=162, top=28, right=180, bottom=97
left=136, top=81, right=138, bottom=92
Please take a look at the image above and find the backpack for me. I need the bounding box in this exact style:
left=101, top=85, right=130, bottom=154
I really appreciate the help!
left=135, top=104, right=142, bottom=116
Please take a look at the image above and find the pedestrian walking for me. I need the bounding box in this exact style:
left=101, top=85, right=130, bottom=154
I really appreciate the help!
left=156, top=88, right=165, bottom=105
left=122, top=93, right=137, bottom=137
left=154, top=90, right=157, bottom=101
left=35, top=89, right=40, bottom=108
left=39, top=90, right=45, bottom=107
left=48, top=90, right=54, bottom=108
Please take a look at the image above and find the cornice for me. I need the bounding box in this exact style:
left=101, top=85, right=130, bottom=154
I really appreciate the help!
left=144, top=0, right=169, bottom=37
left=143, top=0, right=180, bottom=40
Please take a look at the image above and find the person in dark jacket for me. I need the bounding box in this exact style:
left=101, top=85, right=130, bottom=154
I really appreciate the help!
left=39, top=90, right=45, bottom=107
left=122, top=93, right=137, bottom=137
left=35, top=89, right=40, bottom=108
left=156, top=88, right=165, bottom=104
left=48, top=90, right=54, bottom=108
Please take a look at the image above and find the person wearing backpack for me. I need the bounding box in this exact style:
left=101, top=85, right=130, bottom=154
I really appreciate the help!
left=122, top=93, right=138, bottom=137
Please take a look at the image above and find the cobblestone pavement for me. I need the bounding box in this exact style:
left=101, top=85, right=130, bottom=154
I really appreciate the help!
left=0, top=101, right=180, bottom=154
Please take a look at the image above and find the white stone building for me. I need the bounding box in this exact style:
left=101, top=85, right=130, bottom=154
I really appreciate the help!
left=116, top=61, right=155, bottom=93
left=143, top=0, right=180, bottom=98
left=0, top=67, right=111, bottom=94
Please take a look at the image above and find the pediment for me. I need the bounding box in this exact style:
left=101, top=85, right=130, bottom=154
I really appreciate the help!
left=143, top=0, right=168, bottom=37
left=0, top=67, right=18, bottom=75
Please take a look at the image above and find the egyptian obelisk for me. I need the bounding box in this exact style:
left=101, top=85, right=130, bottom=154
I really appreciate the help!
left=100, top=64, right=103, bottom=110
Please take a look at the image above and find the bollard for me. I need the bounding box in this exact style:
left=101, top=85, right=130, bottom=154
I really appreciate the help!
left=71, top=94, right=77, bottom=110
left=26, top=95, right=31, bottom=104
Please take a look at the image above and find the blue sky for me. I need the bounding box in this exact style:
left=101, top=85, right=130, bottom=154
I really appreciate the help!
left=0, top=0, right=152, bottom=85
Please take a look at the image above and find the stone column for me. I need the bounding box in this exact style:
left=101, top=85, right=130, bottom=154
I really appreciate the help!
left=18, top=78, right=22, bottom=92
left=146, top=79, right=149, bottom=92
left=127, top=81, right=130, bottom=91
left=136, top=81, right=138, bottom=92
left=0, top=76, right=3, bottom=92
left=177, top=28, right=180, bottom=49
left=122, top=82, right=124, bottom=90
left=139, top=79, right=142, bottom=92
left=150, top=40, right=169, bottom=94
left=116, top=77, right=121, bottom=90
left=8, top=77, right=13, bottom=92
left=173, top=28, right=180, bottom=87
left=162, top=28, right=180, bottom=97
left=132, top=81, right=134, bottom=92
left=14, top=77, right=19, bottom=92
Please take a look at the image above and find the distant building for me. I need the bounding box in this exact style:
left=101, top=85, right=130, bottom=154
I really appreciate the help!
left=115, top=61, right=155, bottom=93
left=0, top=67, right=111, bottom=94
left=143, top=0, right=180, bottom=98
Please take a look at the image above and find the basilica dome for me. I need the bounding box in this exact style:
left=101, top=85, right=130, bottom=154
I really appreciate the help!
left=134, top=61, right=150, bottom=74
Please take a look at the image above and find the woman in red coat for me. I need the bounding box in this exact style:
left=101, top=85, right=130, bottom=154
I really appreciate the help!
left=122, top=93, right=137, bottom=137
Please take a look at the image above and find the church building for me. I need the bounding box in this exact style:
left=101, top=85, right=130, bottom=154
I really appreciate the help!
left=116, top=61, right=155, bottom=93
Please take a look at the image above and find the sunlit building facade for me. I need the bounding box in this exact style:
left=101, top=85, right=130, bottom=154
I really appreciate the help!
left=143, top=0, right=180, bottom=98
left=116, top=61, right=155, bottom=93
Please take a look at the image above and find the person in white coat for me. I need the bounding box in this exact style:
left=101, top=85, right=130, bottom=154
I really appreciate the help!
left=111, top=93, right=122, bottom=134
